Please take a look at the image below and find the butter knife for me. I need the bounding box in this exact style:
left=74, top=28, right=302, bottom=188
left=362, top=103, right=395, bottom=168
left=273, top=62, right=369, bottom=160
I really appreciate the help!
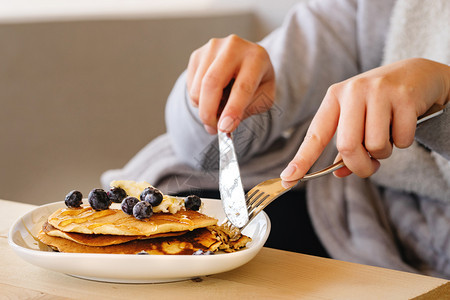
left=218, top=131, right=249, bottom=228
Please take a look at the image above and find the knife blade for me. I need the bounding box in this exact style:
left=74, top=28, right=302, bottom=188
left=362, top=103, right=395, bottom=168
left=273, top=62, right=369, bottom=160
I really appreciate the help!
left=218, top=131, right=249, bottom=228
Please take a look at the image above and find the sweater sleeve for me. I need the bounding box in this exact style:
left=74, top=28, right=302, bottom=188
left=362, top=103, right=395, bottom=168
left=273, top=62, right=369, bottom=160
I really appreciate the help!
left=165, top=0, right=369, bottom=170
left=415, top=105, right=450, bottom=160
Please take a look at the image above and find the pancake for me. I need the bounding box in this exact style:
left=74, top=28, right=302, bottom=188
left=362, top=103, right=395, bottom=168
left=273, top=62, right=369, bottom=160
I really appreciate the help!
left=47, top=206, right=218, bottom=236
left=38, top=225, right=251, bottom=254
left=42, top=222, right=188, bottom=246
left=37, top=227, right=222, bottom=255
left=39, top=179, right=251, bottom=255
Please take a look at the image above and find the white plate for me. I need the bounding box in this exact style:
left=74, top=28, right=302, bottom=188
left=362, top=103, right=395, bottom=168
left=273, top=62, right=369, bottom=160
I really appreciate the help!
left=8, top=199, right=270, bottom=283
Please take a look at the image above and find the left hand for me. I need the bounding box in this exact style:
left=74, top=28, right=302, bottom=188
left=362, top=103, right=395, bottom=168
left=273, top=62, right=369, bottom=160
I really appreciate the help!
left=186, top=34, right=275, bottom=134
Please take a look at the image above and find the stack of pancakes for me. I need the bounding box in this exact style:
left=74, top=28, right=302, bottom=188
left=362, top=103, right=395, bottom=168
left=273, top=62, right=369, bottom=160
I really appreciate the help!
left=38, top=203, right=251, bottom=255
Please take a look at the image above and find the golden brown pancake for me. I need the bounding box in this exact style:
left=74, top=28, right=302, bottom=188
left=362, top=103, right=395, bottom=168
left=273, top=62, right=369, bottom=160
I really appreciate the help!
left=42, top=222, right=188, bottom=247
left=37, top=227, right=222, bottom=255
left=39, top=178, right=251, bottom=254
left=47, top=206, right=217, bottom=236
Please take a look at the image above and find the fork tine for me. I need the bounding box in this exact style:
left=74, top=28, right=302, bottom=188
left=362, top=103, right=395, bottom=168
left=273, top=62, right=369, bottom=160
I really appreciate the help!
left=245, top=188, right=259, bottom=202
left=246, top=189, right=265, bottom=207
left=253, top=195, right=269, bottom=212
left=248, top=191, right=268, bottom=210
left=248, top=192, right=270, bottom=217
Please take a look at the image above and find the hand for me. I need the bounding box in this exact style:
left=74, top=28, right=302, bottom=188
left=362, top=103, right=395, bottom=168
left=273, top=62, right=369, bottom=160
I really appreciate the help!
left=187, top=34, right=275, bottom=134
left=281, top=58, right=450, bottom=181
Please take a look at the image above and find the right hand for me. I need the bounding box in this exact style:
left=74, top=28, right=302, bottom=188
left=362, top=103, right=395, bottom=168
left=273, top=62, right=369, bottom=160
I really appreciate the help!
left=280, top=58, right=450, bottom=181
left=187, top=34, right=275, bottom=134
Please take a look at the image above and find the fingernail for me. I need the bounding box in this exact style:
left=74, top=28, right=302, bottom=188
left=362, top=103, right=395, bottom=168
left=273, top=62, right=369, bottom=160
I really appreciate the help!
left=204, top=125, right=217, bottom=135
left=218, top=116, right=235, bottom=132
left=280, top=164, right=296, bottom=180
left=190, top=100, right=198, bottom=108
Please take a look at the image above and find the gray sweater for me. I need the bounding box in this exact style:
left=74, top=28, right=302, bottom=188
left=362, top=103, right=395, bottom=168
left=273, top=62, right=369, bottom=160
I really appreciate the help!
left=102, top=0, right=450, bottom=278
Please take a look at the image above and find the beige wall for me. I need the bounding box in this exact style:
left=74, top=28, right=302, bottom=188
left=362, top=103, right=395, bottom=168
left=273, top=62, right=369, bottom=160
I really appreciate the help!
left=0, top=15, right=254, bottom=205
left=0, top=2, right=303, bottom=205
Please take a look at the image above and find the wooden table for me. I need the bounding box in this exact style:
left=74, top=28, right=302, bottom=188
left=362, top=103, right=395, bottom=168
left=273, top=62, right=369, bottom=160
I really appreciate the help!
left=1, top=199, right=448, bottom=299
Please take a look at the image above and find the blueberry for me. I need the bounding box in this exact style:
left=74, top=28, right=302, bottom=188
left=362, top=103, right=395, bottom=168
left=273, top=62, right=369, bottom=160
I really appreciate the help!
left=133, top=201, right=153, bottom=220
left=140, top=187, right=157, bottom=201
left=142, top=189, right=163, bottom=207
left=184, top=195, right=201, bottom=211
left=137, top=250, right=149, bottom=255
left=192, top=249, right=214, bottom=255
left=88, top=188, right=111, bottom=211
left=64, top=190, right=83, bottom=208
left=107, top=187, right=127, bottom=203
left=121, top=196, right=139, bottom=215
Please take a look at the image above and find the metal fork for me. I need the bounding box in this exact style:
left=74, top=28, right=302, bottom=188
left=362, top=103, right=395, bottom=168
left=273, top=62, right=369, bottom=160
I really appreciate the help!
left=223, top=103, right=446, bottom=236
left=223, top=159, right=345, bottom=236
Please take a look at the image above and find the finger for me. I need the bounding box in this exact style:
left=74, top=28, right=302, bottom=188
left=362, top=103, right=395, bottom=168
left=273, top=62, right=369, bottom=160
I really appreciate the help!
left=364, top=92, right=393, bottom=159
left=204, top=124, right=217, bottom=135
left=218, top=46, right=274, bottom=132
left=280, top=88, right=340, bottom=181
left=189, top=43, right=221, bottom=108
left=197, top=51, right=237, bottom=129
left=186, top=49, right=201, bottom=107
left=391, top=105, right=417, bottom=148
left=332, top=153, right=352, bottom=177
left=335, top=84, right=376, bottom=178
